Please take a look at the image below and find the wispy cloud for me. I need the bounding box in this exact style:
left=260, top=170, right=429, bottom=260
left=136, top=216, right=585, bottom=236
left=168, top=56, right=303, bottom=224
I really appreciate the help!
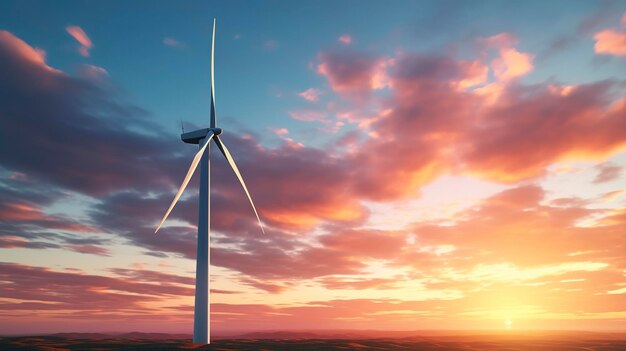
left=338, top=34, right=352, bottom=45
left=298, top=88, right=322, bottom=102
left=66, top=25, right=93, bottom=57
left=163, top=36, right=184, bottom=48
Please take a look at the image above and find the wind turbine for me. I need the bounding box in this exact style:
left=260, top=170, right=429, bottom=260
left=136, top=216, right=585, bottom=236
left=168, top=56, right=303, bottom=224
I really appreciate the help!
left=155, top=19, right=264, bottom=344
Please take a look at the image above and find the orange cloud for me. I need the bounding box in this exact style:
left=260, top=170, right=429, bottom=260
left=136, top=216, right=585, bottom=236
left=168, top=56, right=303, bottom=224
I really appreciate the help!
left=492, top=48, right=534, bottom=81
left=457, top=60, right=488, bottom=89
left=592, top=12, right=626, bottom=56
left=312, top=42, right=626, bottom=195
left=476, top=33, right=534, bottom=82
left=0, top=31, right=55, bottom=71
left=463, top=82, right=626, bottom=183
left=594, top=29, right=626, bottom=56
left=66, top=26, right=93, bottom=57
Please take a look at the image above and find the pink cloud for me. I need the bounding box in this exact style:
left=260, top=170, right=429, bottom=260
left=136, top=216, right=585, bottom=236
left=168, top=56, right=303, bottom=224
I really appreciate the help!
left=592, top=13, right=626, bottom=56
left=479, top=33, right=534, bottom=81
left=476, top=33, right=534, bottom=82
left=316, top=51, right=389, bottom=98
left=0, top=201, right=99, bottom=233
left=66, top=26, right=93, bottom=57
left=270, top=127, right=289, bottom=136
left=298, top=88, right=322, bottom=102
left=338, top=34, right=352, bottom=45
left=593, top=162, right=623, bottom=183
left=67, top=244, right=110, bottom=256
left=463, top=81, right=626, bottom=182
left=0, top=31, right=53, bottom=70
left=288, top=109, right=327, bottom=122
left=457, top=60, right=489, bottom=89
left=594, top=29, right=626, bottom=56
left=492, top=47, right=534, bottom=81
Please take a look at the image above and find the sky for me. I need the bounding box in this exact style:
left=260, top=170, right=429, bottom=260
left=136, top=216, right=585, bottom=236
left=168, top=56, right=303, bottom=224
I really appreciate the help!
left=0, top=0, right=625, bottom=335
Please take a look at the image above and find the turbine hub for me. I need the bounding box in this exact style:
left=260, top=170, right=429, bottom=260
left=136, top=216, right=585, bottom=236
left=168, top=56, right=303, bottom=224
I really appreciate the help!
left=212, top=128, right=222, bottom=135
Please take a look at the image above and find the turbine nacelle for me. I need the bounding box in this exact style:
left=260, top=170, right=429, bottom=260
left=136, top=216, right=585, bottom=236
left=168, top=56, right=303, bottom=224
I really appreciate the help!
left=181, top=127, right=222, bottom=144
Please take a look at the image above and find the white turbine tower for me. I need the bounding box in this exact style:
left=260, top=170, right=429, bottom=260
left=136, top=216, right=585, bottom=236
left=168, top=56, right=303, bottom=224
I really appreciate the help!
left=155, top=19, right=264, bottom=344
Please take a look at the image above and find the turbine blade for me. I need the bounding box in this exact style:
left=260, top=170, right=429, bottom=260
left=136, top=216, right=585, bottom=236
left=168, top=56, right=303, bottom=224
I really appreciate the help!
left=213, top=132, right=226, bottom=155
left=210, top=18, right=216, bottom=128
left=214, top=135, right=265, bottom=234
left=155, top=133, right=214, bottom=233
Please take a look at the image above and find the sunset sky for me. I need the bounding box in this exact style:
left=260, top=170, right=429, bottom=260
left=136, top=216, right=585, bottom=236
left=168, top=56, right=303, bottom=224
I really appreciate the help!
left=1, top=0, right=626, bottom=335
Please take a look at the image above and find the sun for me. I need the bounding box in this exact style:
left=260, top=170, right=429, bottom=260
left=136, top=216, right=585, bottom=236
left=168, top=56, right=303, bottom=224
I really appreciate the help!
left=504, top=319, right=513, bottom=329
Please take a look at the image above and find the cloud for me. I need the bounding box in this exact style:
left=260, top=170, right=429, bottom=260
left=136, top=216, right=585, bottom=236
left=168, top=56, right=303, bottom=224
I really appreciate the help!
left=298, top=88, right=322, bottom=102
left=0, top=199, right=99, bottom=233
left=317, top=51, right=389, bottom=98
left=0, top=30, right=182, bottom=196
left=66, top=26, right=93, bottom=57
left=163, top=37, right=184, bottom=48
left=288, top=109, right=327, bottom=122
left=594, top=29, right=626, bottom=56
left=270, top=127, right=289, bottom=136
left=462, top=81, right=626, bottom=182
left=593, top=162, right=623, bottom=183
left=402, top=185, right=625, bottom=268
left=2, top=29, right=626, bottom=332
left=541, top=4, right=620, bottom=60
left=491, top=47, right=534, bottom=81
left=478, top=32, right=519, bottom=49
left=479, top=33, right=534, bottom=81
left=318, top=229, right=406, bottom=259
left=67, top=244, right=110, bottom=256
left=0, top=183, right=107, bottom=253
left=217, top=40, right=626, bottom=215
left=78, top=64, right=109, bottom=81
left=0, top=263, right=201, bottom=333
left=338, top=34, right=352, bottom=45
left=318, top=277, right=397, bottom=290
left=0, top=31, right=53, bottom=70
left=592, top=12, right=626, bottom=56
left=3, top=30, right=625, bottom=248
left=0, top=262, right=194, bottom=308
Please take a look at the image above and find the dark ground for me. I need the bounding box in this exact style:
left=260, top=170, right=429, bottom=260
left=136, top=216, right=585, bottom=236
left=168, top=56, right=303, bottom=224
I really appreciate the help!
left=2, top=334, right=626, bottom=351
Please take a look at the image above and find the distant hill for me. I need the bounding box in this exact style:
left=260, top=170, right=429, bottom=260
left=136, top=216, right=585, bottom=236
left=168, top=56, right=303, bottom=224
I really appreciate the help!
left=2, top=332, right=625, bottom=351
